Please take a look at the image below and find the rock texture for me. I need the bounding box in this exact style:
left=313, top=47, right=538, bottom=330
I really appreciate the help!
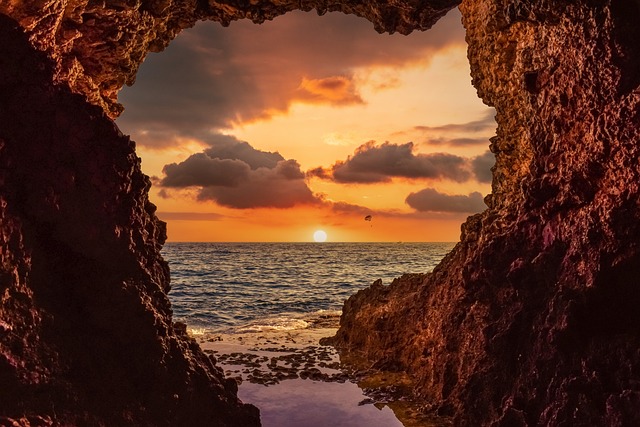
left=0, top=13, right=260, bottom=427
left=1, top=0, right=639, bottom=425
left=332, top=0, right=640, bottom=426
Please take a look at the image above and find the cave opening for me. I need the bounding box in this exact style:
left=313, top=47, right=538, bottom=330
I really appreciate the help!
left=5, top=0, right=640, bottom=425
left=113, top=5, right=497, bottom=325
left=113, top=6, right=496, bottom=426
left=116, top=7, right=495, bottom=243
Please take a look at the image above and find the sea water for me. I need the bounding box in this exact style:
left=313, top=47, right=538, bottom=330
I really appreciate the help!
left=163, top=242, right=455, bottom=333
left=164, top=242, right=456, bottom=427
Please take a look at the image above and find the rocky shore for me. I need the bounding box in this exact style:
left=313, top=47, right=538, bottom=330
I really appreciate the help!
left=194, top=325, right=450, bottom=427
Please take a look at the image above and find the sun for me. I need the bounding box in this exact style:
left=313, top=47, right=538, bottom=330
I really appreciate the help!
left=313, top=230, right=328, bottom=242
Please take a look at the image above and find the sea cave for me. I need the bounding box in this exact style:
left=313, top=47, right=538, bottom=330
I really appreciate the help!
left=0, top=0, right=639, bottom=426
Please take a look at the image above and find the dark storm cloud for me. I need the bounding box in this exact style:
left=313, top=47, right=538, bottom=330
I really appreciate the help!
left=117, top=30, right=261, bottom=136
left=308, top=141, right=473, bottom=183
left=197, top=160, right=318, bottom=209
left=309, top=141, right=495, bottom=184
left=116, top=9, right=466, bottom=148
left=161, top=154, right=250, bottom=187
left=202, top=133, right=284, bottom=169
left=159, top=136, right=320, bottom=208
left=405, top=188, right=486, bottom=213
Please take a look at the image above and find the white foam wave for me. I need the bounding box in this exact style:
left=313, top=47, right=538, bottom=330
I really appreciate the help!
left=238, top=317, right=310, bottom=333
left=187, top=327, right=207, bottom=336
left=313, top=309, right=342, bottom=317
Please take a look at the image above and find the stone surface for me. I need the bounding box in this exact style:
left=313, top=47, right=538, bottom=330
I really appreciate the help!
left=0, top=0, right=457, bottom=425
left=1, top=0, right=639, bottom=425
left=331, top=1, right=640, bottom=426
left=0, top=14, right=259, bottom=427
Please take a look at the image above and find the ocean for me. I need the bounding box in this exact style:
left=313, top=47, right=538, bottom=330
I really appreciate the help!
left=163, top=242, right=455, bottom=333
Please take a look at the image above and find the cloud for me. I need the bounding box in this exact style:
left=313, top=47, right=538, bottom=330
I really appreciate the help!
left=329, top=201, right=374, bottom=216
left=471, top=151, right=495, bottom=184
left=116, top=9, right=466, bottom=149
left=405, top=188, right=486, bottom=213
left=196, top=160, right=318, bottom=208
left=296, top=76, right=363, bottom=105
left=161, top=155, right=250, bottom=187
left=159, top=135, right=320, bottom=209
left=401, top=110, right=496, bottom=148
left=427, top=137, right=493, bottom=147
left=309, top=140, right=487, bottom=183
left=413, top=111, right=496, bottom=134
left=202, top=134, right=284, bottom=169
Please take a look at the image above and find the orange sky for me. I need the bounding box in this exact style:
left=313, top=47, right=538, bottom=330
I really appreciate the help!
left=117, top=8, right=495, bottom=242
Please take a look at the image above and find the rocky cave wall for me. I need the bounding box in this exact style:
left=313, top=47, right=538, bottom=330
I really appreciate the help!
left=0, top=0, right=457, bottom=118
left=1, top=0, right=639, bottom=425
left=332, top=0, right=640, bottom=426
left=0, top=13, right=262, bottom=427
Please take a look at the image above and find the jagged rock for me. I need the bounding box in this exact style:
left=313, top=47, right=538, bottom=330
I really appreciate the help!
left=0, top=13, right=259, bottom=427
left=0, top=0, right=457, bottom=117
left=0, top=0, right=457, bottom=425
left=332, top=1, right=640, bottom=426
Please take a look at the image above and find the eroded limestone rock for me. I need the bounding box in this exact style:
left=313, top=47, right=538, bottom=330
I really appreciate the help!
left=0, top=0, right=458, bottom=116
left=0, top=0, right=457, bottom=425
left=0, top=13, right=259, bottom=426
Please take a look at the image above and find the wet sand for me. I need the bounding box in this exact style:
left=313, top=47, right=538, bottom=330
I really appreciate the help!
left=195, top=324, right=450, bottom=427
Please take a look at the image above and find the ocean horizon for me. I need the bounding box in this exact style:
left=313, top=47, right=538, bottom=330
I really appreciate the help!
left=163, top=242, right=455, bottom=334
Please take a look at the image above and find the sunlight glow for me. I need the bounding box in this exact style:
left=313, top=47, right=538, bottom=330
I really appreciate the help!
left=313, top=230, right=328, bottom=242
left=117, top=9, right=495, bottom=242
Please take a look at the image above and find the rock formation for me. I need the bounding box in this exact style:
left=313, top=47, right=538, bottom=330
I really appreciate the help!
left=0, top=0, right=454, bottom=425
left=0, top=12, right=263, bottom=427
left=332, top=1, right=640, bottom=426
left=1, top=0, right=638, bottom=426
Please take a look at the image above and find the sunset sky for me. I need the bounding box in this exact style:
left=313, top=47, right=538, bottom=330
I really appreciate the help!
left=116, top=7, right=496, bottom=242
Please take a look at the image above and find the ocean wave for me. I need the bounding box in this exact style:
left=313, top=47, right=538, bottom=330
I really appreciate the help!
left=237, top=316, right=311, bottom=333
left=165, top=242, right=454, bottom=331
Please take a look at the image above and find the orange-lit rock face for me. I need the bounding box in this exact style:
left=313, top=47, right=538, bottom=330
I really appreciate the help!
left=0, top=14, right=260, bottom=426
left=1, top=0, right=639, bottom=426
left=333, top=1, right=640, bottom=426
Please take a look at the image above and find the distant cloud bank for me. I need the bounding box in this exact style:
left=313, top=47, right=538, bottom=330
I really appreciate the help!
left=308, top=140, right=494, bottom=184
left=405, top=188, right=486, bottom=213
